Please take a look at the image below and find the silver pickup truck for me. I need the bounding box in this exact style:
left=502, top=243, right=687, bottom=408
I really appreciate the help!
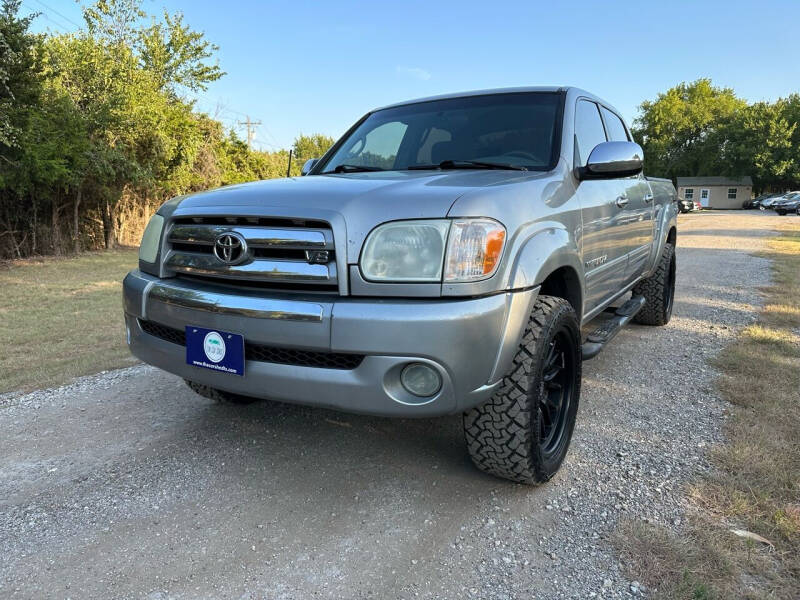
left=123, top=87, right=677, bottom=484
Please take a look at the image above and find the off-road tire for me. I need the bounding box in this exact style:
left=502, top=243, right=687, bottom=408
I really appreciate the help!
left=632, top=242, right=675, bottom=326
left=184, top=379, right=259, bottom=405
left=463, top=296, right=581, bottom=485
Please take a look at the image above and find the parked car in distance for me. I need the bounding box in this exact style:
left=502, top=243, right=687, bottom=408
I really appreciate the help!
left=678, top=197, right=694, bottom=213
left=760, top=193, right=788, bottom=210
left=749, top=193, right=780, bottom=209
left=124, top=86, right=678, bottom=485
left=774, top=192, right=800, bottom=215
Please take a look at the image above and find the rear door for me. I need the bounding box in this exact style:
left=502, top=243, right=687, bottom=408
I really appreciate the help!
left=575, top=99, right=628, bottom=313
left=598, top=106, right=654, bottom=283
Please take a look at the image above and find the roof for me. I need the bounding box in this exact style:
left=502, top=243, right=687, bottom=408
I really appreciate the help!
left=376, top=86, right=567, bottom=111
left=676, top=176, right=753, bottom=186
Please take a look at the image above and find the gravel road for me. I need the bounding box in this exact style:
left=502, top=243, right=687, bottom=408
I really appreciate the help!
left=0, top=211, right=783, bottom=599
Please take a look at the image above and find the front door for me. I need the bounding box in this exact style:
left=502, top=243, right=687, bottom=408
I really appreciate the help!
left=574, top=99, right=628, bottom=314
left=700, top=189, right=710, bottom=208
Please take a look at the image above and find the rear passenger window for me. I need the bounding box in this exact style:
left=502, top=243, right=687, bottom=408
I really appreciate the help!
left=574, top=100, right=607, bottom=166
left=600, top=107, right=629, bottom=142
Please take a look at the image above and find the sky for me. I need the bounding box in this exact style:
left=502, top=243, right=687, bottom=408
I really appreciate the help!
left=26, top=0, right=800, bottom=152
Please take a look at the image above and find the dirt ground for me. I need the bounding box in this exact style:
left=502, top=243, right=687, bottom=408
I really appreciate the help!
left=0, top=210, right=786, bottom=599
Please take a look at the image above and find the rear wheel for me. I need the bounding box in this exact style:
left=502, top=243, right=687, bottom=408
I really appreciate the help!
left=632, top=242, right=675, bottom=326
left=777, top=209, right=786, bottom=216
left=463, top=296, right=581, bottom=484
left=184, top=379, right=260, bottom=405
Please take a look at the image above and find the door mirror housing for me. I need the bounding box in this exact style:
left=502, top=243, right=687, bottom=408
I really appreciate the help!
left=301, top=158, right=318, bottom=176
left=579, top=141, right=643, bottom=180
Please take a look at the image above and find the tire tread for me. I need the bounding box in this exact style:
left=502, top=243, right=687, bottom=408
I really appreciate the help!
left=463, top=296, right=580, bottom=484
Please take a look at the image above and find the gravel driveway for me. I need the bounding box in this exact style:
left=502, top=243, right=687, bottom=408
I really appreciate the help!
left=0, top=211, right=782, bottom=599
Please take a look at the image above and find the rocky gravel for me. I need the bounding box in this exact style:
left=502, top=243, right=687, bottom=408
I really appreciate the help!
left=0, top=211, right=780, bottom=599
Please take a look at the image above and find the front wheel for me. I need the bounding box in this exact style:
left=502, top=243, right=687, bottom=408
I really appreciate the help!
left=463, top=296, right=581, bottom=484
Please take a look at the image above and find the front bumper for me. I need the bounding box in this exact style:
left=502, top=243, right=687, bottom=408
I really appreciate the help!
left=123, top=270, right=538, bottom=417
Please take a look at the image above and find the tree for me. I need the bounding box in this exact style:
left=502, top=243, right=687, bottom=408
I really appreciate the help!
left=0, top=0, right=40, bottom=149
left=293, top=133, right=335, bottom=162
left=632, top=79, right=746, bottom=179
left=0, top=0, right=358, bottom=258
left=714, top=101, right=796, bottom=192
left=139, top=11, right=224, bottom=93
left=0, top=0, right=45, bottom=255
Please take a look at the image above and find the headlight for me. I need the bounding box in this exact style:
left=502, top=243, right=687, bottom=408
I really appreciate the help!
left=361, top=220, right=450, bottom=281
left=360, top=218, right=506, bottom=283
left=139, top=214, right=164, bottom=263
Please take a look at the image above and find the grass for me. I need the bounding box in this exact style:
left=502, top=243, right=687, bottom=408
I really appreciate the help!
left=616, top=222, right=800, bottom=599
left=0, top=249, right=140, bottom=395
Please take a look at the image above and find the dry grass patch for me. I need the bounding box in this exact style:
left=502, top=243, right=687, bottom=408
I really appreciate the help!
left=617, top=222, right=800, bottom=599
left=0, top=249, right=139, bottom=394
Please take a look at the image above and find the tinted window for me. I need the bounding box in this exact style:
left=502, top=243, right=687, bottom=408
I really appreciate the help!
left=574, top=100, right=607, bottom=166
left=320, top=92, right=561, bottom=172
left=600, top=107, right=629, bottom=142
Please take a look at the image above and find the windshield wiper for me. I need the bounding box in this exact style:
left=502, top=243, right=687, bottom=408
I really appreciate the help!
left=407, top=159, right=528, bottom=171
left=321, top=164, right=385, bottom=174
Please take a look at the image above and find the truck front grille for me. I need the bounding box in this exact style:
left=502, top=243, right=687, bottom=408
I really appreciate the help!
left=164, top=216, right=339, bottom=293
left=138, top=319, right=364, bottom=370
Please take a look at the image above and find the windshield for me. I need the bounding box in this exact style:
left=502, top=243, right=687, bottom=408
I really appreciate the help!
left=318, top=92, right=562, bottom=173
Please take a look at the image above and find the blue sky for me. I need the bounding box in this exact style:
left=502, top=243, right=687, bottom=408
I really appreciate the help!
left=27, top=0, right=800, bottom=151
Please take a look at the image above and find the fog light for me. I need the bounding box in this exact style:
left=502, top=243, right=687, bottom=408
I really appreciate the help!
left=400, top=363, right=442, bottom=397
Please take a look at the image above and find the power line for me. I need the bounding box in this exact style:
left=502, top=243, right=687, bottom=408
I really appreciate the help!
left=20, top=1, right=68, bottom=31
left=32, top=0, right=82, bottom=28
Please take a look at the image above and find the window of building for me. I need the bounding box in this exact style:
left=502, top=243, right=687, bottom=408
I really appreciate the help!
left=685, top=188, right=694, bottom=199
left=727, top=188, right=737, bottom=199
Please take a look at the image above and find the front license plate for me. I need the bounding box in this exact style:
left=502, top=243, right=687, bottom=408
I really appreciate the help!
left=185, top=326, right=245, bottom=376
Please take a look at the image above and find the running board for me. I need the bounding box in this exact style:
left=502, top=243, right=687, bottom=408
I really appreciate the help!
left=581, top=295, right=646, bottom=360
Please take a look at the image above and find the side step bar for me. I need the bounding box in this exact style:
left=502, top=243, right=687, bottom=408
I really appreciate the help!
left=581, top=295, right=646, bottom=360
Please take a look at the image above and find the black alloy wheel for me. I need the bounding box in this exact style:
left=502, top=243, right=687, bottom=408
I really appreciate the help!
left=539, top=330, right=577, bottom=459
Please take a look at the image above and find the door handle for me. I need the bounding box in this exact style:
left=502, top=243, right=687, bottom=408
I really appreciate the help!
left=615, top=195, right=629, bottom=208
left=644, top=193, right=654, bottom=203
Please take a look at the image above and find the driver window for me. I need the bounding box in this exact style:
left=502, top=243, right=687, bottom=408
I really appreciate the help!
left=343, top=121, right=408, bottom=169
left=574, top=100, right=608, bottom=167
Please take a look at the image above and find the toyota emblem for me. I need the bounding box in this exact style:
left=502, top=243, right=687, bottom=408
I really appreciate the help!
left=213, top=232, right=247, bottom=265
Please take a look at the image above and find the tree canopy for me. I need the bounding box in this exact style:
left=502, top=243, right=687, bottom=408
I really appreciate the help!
left=0, top=0, right=333, bottom=258
left=632, top=79, right=800, bottom=192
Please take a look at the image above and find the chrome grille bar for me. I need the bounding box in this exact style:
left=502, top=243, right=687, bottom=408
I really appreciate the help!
left=165, top=252, right=336, bottom=283
left=169, top=225, right=331, bottom=249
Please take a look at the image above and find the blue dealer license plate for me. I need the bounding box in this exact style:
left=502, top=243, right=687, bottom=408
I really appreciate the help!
left=185, top=326, right=245, bottom=376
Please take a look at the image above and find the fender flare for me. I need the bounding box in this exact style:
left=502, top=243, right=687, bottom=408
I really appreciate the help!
left=508, top=225, right=584, bottom=302
left=644, top=202, right=678, bottom=277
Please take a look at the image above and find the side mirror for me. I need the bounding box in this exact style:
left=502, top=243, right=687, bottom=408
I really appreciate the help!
left=301, top=158, right=318, bottom=176
left=579, top=141, right=643, bottom=180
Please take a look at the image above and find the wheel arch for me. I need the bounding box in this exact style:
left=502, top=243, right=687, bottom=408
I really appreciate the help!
left=509, top=225, right=584, bottom=317
left=538, top=266, right=583, bottom=316
left=667, top=226, right=677, bottom=246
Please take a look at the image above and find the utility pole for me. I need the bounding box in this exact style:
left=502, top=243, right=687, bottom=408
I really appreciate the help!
left=237, top=116, right=262, bottom=150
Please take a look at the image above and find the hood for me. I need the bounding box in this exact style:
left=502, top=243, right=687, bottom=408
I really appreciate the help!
left=172, top=170, right=540, bottom=262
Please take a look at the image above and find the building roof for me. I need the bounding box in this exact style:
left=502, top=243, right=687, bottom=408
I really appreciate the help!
left=676, top=176, right=752, bottom=187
